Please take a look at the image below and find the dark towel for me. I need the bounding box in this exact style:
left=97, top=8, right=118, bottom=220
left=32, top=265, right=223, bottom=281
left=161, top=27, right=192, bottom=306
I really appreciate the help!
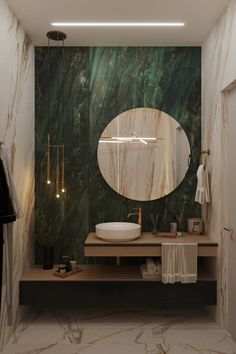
left=0, top=159, right=16, bottom=224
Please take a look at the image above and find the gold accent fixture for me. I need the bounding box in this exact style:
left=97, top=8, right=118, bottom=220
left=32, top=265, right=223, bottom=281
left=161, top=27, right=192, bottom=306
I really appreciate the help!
left=199, top=149, right=210, bottom=165
left=61, top=143, right=65, bottom=193
left=127, top=207, right=142, bottom=226
left=99, top=136, right=163, bottom=144
left=56, top=145, right=60, bottom=198
left=46, top=135, right=65, bottom=197
left=46, top=31, right=67, bottom=198
left=47, top=134, right=51, bottom=184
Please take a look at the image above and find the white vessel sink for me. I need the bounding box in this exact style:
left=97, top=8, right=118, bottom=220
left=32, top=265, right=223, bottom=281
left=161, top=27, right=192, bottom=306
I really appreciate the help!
left=95, top=222, right=141, bottom=242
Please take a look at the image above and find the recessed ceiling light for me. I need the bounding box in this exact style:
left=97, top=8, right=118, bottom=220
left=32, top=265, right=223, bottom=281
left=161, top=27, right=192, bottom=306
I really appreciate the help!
left=52, top=22, right=185, bottom=27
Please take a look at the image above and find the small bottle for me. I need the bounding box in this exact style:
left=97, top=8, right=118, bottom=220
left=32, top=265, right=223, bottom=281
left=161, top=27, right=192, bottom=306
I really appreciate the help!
left=61, top=256, right=71, bottom=272
left=170, top=214, right=178, bottom=234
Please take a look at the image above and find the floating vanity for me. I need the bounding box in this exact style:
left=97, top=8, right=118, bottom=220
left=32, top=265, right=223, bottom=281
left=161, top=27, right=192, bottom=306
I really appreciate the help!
left=19, top=233, right=218, bottom=307
left=84, top=233, right=218, bottom=257
left=20, top=264, right=216, bottom=306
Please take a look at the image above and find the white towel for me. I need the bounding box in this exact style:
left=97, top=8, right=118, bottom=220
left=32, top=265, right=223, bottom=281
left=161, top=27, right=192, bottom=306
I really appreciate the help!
left=180, top=243, right=198, bottom=283
left=146, top=258, right=158, bottom=273
left=162, top=243, right=198, bottom=284
left=195, top=164, right=210, bottom=204
left=140, top=264, right=162, bottom=279
left=162, top=243, right=181, bottom=284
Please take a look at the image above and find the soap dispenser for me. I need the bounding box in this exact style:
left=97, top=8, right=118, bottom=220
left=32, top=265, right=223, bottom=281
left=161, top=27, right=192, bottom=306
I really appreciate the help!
left=170, top=214, right=178, bottom=234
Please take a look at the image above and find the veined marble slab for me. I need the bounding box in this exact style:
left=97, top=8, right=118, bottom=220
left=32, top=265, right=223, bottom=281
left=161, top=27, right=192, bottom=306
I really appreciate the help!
left=35, top=46, right=201, bottom=263
left=2, top=308, right=236, bottom=354
left=202, top=0, right=236, bottom=329
left=0, top=0, right=34, bottom=350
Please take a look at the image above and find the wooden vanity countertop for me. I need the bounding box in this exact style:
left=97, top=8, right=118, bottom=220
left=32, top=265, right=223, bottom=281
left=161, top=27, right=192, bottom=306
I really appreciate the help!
left=84, top=233, right=218, bottom=257
left=84, top=233, right=218, bottom=246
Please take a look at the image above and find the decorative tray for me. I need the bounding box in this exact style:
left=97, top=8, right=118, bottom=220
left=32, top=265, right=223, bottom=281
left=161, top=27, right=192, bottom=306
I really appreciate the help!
left=155, top=232, right=177, bottom=238
left=53, top=267, right=81, bottom=278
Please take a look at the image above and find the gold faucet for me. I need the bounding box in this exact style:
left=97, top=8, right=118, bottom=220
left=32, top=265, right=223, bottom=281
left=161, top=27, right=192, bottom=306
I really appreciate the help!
left=127, top=207, right=142, bottom=226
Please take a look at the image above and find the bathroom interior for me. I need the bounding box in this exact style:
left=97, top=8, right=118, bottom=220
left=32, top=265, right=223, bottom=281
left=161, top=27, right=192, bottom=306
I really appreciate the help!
left=1, top=0, right=236, bottom=353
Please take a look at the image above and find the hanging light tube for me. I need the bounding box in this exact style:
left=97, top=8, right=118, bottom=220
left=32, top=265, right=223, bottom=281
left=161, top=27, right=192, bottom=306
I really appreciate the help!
left=61, top=143, right=65, bottom=193
left=47, top=134, right=51, bottom=184
left=56, top=145, right=60, bottom=198
left=46, top=30, right=67, bottom=198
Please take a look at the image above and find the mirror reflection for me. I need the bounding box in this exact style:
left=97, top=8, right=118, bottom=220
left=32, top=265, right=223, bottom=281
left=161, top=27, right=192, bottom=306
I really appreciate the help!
left=97, top=108, right=191, bottom=201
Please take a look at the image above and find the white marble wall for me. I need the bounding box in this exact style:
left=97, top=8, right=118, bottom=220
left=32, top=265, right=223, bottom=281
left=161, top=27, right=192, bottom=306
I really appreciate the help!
left=0, top=0, right=34, bottom=350
left=202, top=0, right=236, bottom=329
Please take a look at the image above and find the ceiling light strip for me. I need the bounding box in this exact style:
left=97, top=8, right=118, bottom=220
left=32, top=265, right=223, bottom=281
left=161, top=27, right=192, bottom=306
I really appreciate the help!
left=52, top=22, right=185, bottom=27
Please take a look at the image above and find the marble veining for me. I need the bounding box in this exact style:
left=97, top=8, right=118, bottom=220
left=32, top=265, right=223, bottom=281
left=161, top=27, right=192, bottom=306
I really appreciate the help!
left=35, top=47, right=201, bottom=263
left=2, top=308, right=236, bottom=353
left=202, top=0, right=236, bottom=329
left=0, top=0, right=34, bottom=350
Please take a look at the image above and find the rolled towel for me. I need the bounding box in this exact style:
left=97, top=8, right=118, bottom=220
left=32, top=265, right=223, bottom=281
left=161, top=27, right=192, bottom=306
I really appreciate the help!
left=140, top=264, right=162, bottom=278
left=146, top=258, right=158, bottom=273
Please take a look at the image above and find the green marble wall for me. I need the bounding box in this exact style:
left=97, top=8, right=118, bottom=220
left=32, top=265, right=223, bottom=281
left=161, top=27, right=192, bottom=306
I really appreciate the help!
left=35, top=47, right=201, bottom=263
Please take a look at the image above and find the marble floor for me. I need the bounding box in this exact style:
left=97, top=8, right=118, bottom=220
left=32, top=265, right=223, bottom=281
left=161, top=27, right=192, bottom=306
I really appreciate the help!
left=2, top=307, right=236, bottom=354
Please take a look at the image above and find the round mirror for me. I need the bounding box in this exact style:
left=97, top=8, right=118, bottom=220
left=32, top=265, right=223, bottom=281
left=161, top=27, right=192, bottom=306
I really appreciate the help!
left=97, top=108, right=191, bottom=201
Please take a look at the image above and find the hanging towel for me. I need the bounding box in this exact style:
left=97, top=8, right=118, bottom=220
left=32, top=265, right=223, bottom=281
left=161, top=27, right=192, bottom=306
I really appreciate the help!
left=162, top=243, right=198, bottom=284
left=0, top=146, right=22, bottom=218
left=195, top=164, right=210, bottom=204
left=0, top=145, right=21, bottom=326
left=180, top=243, right=198, bottom=283
left=195, top=164, right=204, bottom=204
left=162, top=243, right=181, bottom=284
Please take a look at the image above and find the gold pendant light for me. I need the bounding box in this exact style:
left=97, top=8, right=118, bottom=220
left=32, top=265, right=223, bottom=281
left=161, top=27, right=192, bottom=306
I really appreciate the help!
left=46, top=30, right=67, bottom=199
